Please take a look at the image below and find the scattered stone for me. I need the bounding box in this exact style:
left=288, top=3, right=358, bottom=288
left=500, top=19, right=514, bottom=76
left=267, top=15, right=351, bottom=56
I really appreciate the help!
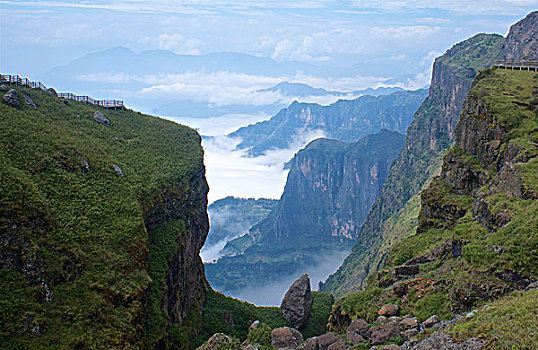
left=317, top=332, right=339, bottom=350
left=401, top=317, right=418, bottom=329
left=380, top=345, right=401, bottom=350
left=403, top=328, right=419, bottom=340
left=198, top=333, right=235, bottom=350
left=81, top=159, right=90, bottom=173
left=327, top=339, right=346, bottom=350
left=113, top=164, right=124, bottom=176
left=93, top=111, right=111, bottom=126
left=250, top=320, right=260, bottom=329
left=422, top=315, right=440, bottom=328
left=370, top=322, right=402, bottom=345
left=24, top=93, right=37, bottom=109
left=271, top=327, right=304, bottom=350
left=0, top=85, right=8, bottom=92
left=379, top=303, right=399, bottom=317
left=302, top=337, right=319, bottom=350
left=375, top=316, right=388, bottom=324
left=280, top=274, right=313, bottom=330
left=3, top=89, right=20, bottom=108
left=46, top=88, right=58, bottom=97
left=346, top=318, right=369, bottom=343
left=389, top=316, right=401, bottom=322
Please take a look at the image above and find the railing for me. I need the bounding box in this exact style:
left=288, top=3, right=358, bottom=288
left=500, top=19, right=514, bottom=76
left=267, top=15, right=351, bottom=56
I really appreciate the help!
left=0, top=74, right=124, bottom=109
left=492, top=60, right=538, bottom=72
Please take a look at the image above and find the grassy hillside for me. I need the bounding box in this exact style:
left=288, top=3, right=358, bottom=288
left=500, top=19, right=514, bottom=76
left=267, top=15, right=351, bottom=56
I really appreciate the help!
left=0, top=84, right=205, bottom=348
left=328, top=69, right=537, bottom=347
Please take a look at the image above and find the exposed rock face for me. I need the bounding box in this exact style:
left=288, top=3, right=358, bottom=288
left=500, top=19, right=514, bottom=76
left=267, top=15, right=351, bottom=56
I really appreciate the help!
left=93, top=111, right=111, bottom=126
left=230, top=89, right=427, bottom=156
left=499, top=11, right=538, bottom=61
left=280, top=274, right=313, bottom=330
left=271, top=327, right=304, bottom=349
left=0, top=85, right=8, bottom=92
left=198, top=333, right=235, bottom=350
left=322, top=31, right=513, bottom=296
left=24, top=93, right=37, bottom=109
left=3, top=88, right=20, bottom=108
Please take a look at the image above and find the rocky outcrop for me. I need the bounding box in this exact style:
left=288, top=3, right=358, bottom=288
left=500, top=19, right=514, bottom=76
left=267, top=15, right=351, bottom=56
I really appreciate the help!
left=24, top=93, right=37, bottom=109
left=197, top=333, right=236, bottom=350
left=280, top=274, right=313, bottom=330
left=271, top=327, right=304, bottom=349
left=3, top=88, right=20, bottom=108
left=499, top=11, right=538, bottom=61
left=93, top=111, right=111, bottom=126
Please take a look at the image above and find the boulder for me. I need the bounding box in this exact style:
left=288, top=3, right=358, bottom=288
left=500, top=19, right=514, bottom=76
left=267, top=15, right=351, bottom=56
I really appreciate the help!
left=400, top=317, right=418, bottom=329
left=271, top=327, right=304, bottom=349
left=280, top=274, right=313, bottom=329
left=327, top=339, right=346, bottom=350
left=93, top=111, right=111, bottom=127
left=303, top=337, right=319, bottom=350
left=403, top=328, right=418, bottom=340
left=0, top=85, right=8, bottom=92
left=379, top=303, right=399, bottom=317
left=113, top=164, right=124, bottom=176
left=317, top=332, right=339, bottom=350
left=375, top=315, right=388, bottom=324
left=198, top=333, right=235, bottom=350
left=3, top=89, right=20, bottom=108
left=370, top=322, right=402, bottom=345
left=24, top=93, right=37, bottom=109
left=346, top=318, right=369, bottom=344
left=422, top=315, right=440, bottom=328
left=250, top=320, right=260, bottom=329
left=380, top=345, right=401, bottom=350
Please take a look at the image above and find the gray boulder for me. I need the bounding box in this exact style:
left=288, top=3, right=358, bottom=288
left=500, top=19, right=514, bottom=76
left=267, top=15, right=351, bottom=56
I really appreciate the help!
left=113, top=164, right=124, bottom=176
left=93, top=111, right=111, bottom=126
left=280, top=274, right=313, bottom=330
left=317, top=332, right=339, bottom=350
left=0, top=85, right=8, bottom=92
left=24, top=93, right=37, bottom=109
left=422, top=315, right=440, bottom=328
left=3, top=89, right=20, bottom=108
left=346, top=319, right=368, bottom=344
left=370, top=322, right=402, bottom=345
left=271, top=327, right=304, bottom=349
left=379, top=303, right=399, bottom=317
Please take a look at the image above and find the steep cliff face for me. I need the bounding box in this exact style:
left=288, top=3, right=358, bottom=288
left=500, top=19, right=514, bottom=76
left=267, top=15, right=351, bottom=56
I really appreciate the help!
left=230, top=89, right=427, bottom=156
left=0, top=84, right=209, bottom=349
left=499, top=11, right=538, bottom=61
left=321, top=33, right=504, bottom=296
left=206, top=130, right=404, bottom=295
left=327, top=67, right=537, bottom=343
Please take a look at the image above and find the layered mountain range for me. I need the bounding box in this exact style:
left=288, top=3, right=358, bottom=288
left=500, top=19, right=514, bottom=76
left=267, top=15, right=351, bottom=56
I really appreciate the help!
left=230, top=89, right=427, bottom=156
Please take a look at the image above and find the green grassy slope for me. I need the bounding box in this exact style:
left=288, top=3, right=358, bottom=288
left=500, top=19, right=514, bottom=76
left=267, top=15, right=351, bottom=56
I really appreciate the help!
left=0, top=85, right=204, bottom=348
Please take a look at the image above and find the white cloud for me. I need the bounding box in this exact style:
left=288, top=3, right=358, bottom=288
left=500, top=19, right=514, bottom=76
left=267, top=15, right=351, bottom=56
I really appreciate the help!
left=157, top=33, right=201, bottom=55
left=390, top=53, right=407, bottom=61
left=421, top=50, right=441, bottom=66
left=370, top=25, right=441, bottom=40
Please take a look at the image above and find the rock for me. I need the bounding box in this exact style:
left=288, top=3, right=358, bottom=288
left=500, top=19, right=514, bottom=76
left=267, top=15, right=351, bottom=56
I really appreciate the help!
left=113, top=164, right=124, bottom=176
left=393, top=265, right=419, bottom=279
left=81, top=159, right=90, bottom=173
left=375, top=315, right=388, bottom=324
left=346, top=318, right=369, bottom=343
left=46, top=88, right=58, bottom=97
left=400, top=317, right=418, bottom=329
left=393, top=283, right=408, bottom=297
left=280, top=274, right=313, bottom=329
left=0, top=85, right=8, bottom=92
left=242, top=344, right=259, bottom=350
left=525, top=281, right=538, bottom=291
left=403, top=328, right=418, bottom=340
left=250, top=320, right=260, bottom=329
left=303, top=337, right=319, bottom=350
left=379, top=303, right=399, bottom=317
left=327, top=339, right=346, bottom=350
left=422, top=315, right=440, bottom=328
left=380, top=345, right=401, bottom=350
left=93, top=111, right=111, bottom=127
left=389, top=316, right=401, bottom=322
left=198, top=333, right=235, bottom=350
left=3, top=89, right=20, bottom=108
left=111, top=135, right=121, bottom=141
left=271, top=327, right=304, bottom=349
left=370, top=322, right=402, bottom=345
left=317, top=332, right=339, bottom=350
left=23, top=93, right=37, bottom=109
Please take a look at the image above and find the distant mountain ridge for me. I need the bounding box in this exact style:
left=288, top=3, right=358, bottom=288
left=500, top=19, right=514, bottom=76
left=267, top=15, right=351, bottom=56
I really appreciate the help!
left=230, top=89, right=427, bottom=156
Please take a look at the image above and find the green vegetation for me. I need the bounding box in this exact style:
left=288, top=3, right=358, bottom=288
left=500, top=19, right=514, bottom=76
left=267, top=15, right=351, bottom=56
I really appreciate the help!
left=0, top=85, right=204, bottom=348
left=450, top=289, right=538, bottom=349
left=302, top=291, right=335, bottom=338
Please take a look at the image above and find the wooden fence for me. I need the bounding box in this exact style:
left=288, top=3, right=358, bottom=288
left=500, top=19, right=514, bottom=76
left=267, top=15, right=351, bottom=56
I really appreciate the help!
left=0, top=74, right=124, bottom=109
